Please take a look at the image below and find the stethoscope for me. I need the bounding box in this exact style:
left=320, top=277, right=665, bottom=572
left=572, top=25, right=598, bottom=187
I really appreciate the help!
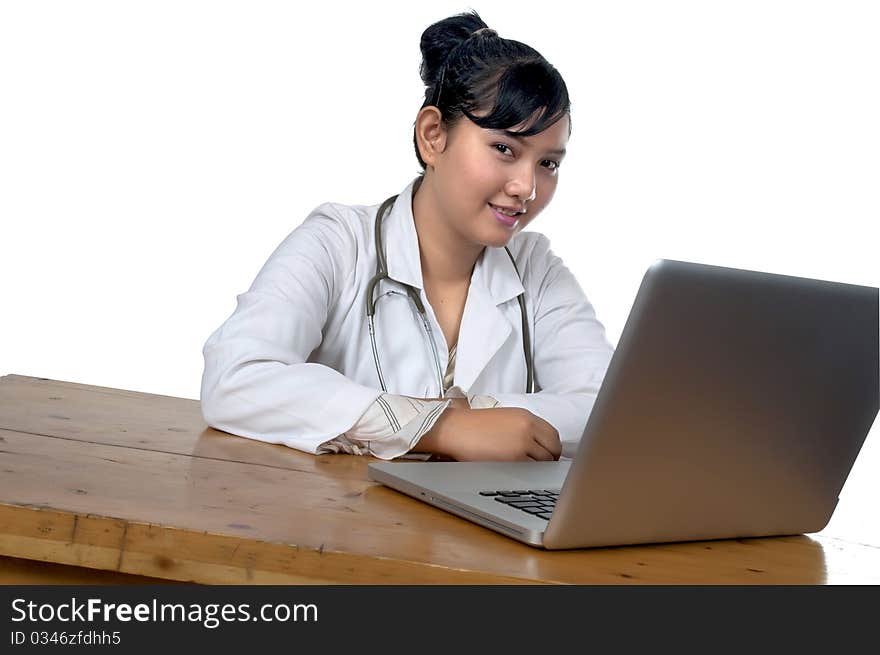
left=365, top=192, right=535, bottom=396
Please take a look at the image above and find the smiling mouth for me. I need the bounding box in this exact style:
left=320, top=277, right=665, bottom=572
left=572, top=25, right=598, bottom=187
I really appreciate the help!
left=488, top=204, right=520, bottom=227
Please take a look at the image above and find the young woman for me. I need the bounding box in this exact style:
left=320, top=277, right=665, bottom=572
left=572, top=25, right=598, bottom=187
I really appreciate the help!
left=200, top=11, right=614, bottom=462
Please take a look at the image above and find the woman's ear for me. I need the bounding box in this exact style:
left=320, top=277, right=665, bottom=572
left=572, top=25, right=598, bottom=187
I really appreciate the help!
left=415, top=106, right=448, bottom=169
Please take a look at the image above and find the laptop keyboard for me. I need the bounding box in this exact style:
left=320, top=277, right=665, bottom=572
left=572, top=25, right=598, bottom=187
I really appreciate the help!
left=479, top=489, right=560, bottom=521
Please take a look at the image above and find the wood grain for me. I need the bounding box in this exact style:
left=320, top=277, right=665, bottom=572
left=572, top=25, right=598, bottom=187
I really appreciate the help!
left=1, top=373, right=878, bottom=584
left=0, top=555, right=177, bottom=585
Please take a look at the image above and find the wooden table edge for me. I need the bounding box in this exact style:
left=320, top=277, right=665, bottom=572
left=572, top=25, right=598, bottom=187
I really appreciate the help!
left=0, top=502, right=551, bottom=585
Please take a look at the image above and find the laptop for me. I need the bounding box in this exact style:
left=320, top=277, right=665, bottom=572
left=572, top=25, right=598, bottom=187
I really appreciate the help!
left=368, top=259, right=879, bottom=549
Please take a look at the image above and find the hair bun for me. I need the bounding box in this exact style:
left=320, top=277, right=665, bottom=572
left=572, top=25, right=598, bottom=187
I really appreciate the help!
left=418, top=11, right=489, bottom=86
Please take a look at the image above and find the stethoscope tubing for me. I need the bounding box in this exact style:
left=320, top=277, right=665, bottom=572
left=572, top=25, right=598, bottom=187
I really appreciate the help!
left=367, top=193, right=534, bottom=395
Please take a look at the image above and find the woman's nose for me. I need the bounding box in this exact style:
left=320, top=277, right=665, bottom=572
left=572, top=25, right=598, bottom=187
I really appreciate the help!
left=506, top=165, right=537, bottom=204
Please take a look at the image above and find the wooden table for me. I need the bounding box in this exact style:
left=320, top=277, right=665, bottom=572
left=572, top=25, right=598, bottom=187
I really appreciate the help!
left=1, top=373, right=878, bottom=584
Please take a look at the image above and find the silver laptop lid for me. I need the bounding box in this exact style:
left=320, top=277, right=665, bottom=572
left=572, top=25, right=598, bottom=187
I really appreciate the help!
left=544, top=260, right=879, bottom=548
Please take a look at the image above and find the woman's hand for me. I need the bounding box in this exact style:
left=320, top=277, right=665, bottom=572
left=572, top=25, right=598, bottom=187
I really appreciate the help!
left=415, top=405, right=561, bottom=461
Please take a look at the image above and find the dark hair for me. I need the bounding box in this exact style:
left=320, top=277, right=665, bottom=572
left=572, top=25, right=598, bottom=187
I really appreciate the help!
left=413, top=9, right=571, bottom=173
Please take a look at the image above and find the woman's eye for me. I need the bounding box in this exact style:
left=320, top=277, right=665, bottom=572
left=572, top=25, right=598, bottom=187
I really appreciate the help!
left=494, top=144, right=560, bottom=172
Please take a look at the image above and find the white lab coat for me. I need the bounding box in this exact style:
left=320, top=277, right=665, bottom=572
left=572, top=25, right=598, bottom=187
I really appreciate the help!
left=200, top=176, right=615, bottom=458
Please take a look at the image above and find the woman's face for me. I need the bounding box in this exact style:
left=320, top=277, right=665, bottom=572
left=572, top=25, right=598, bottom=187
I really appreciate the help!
left=430, top=110, right=569, bottom=249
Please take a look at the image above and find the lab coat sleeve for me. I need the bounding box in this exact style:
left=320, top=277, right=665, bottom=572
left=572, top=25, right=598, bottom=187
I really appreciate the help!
left=491, top=235, right=614, bottom=458
left=324, top=393, right=453, bottom=460
left=199, top=204, right=383, bottom=454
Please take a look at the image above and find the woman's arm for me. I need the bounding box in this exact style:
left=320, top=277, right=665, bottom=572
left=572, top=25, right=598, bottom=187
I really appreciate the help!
left=413, top=401, right=562, bottom=461
left=200, top=205, right=382, bottom=454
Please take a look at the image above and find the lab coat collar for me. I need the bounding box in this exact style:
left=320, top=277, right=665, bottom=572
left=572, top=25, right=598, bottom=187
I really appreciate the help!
left=384, top=176, right=525, bottom=306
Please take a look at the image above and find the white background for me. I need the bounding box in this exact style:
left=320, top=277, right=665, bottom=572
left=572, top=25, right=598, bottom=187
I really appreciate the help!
left=1, top=2, right=878, bottom=545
